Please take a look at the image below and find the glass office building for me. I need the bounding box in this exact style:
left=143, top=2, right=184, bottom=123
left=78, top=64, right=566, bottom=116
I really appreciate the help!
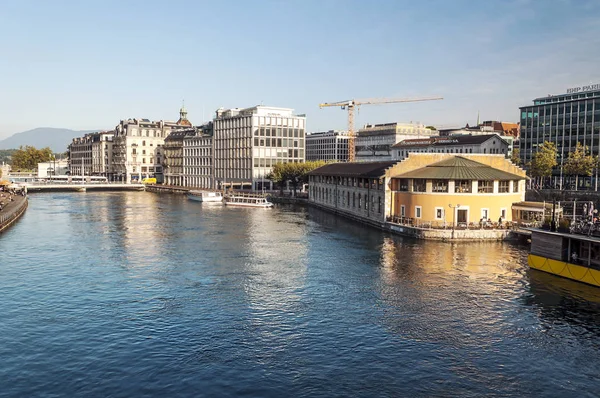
left=519, top=86, right=600, bottom=189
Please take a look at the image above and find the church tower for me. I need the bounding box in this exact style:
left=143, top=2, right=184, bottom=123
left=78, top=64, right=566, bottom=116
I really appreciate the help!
left=177, top=100, right=192, bottom=126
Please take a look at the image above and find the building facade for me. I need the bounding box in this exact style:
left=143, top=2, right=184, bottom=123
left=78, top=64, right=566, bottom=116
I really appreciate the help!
left=111, top=114, right=189, bottom=183
left=519, top=85, right=600, bottom=188
left=213, top=106, right=306, bottom=190
left=305, top=130, right=350, bottom=162
left=355, top=122, right=432, bottom=162
left=182, top=123, right=214, bottom=189
left=163, top=129, right=192, bottom=186
left=68, top=134, right=93, bottom=177
left=389, top=155, right=526, bottom=226
left=392, top=134, right=510, bottom=161
left=308, top=154, right=527, bottom=228
left=91, top=131, right=114, bottom=177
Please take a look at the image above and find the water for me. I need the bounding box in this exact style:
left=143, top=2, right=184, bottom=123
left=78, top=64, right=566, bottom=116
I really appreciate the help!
left=1, top=192, right=599, bottom=397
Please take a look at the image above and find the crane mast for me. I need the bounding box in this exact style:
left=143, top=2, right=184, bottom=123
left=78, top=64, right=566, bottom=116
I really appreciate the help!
left=319, top=97, right=443, bottom=162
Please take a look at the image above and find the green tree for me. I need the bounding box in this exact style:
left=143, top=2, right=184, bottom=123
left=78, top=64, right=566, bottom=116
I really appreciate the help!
left=529, top=141, right=557, bottom=187
left=425, top=126, right=437, bottom=131
left=510, top=147, right=521, bottom=166
left=267, top=160, right=326, bottom=195
left=11, top=146, right=53, bottom=170
left=563, top=142, right=596, bottom=191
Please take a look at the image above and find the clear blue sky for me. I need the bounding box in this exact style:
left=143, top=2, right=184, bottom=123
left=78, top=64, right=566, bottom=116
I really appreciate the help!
left=1, top=0, right=599, bottom=139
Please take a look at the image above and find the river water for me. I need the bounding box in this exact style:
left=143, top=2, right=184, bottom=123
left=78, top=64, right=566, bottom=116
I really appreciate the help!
left=1, top=192, right=599, bottom=397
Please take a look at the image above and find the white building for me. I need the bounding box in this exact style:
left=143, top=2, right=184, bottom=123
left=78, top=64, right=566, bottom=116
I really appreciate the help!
left=91, top=131, right=114, bottom=177
left=355, top=122, right=432, bottom=161
left=305, top=130, right=349, bottom=162
left=213, top=105, right=306, bottom=191
left=111, top=112, right=189, bottom=183
left=182, top=123, right=214, bottom=189
left=37, top=159, right=69, bottom=178
left=392, top=134, right=510, bottom=161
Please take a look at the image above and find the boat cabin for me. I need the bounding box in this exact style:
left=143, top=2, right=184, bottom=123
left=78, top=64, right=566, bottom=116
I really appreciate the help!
left=530, top=229, right=600, bottom=269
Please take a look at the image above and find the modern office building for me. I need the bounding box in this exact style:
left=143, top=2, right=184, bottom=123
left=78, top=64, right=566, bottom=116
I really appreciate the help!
left=213, top=105, right=306, bottom=191
left=355, top=122, right=432, bottom=161
left=519, top=84, right=600, bottom=188
left=392, top=134, right=510, bottom=161
left=182, top=122, right=214, bottom=189
left=305, top=130, right=350, bottom=162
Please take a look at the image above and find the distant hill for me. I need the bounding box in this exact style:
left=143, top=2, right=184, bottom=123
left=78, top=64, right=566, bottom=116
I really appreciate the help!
left=0, top=127, right=101, bottom=153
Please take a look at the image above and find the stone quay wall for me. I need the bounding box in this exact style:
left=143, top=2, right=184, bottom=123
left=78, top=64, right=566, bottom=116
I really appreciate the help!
left=0, top=195, right=28, bottom=234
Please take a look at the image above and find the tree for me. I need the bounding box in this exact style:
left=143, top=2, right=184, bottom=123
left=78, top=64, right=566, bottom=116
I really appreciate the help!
left=563, top=142, right=596, bottom=191
left=266, top=160, right=327, bottom=196
left=425, top=126, right=437, bottom=131
left=11, top=146, right=53, bottom=170
left=529, top=141, right=557, bottom=187
left=510, top=147, right=521, bottom=166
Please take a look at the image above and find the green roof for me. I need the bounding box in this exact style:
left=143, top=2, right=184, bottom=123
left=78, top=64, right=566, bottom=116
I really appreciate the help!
left=395, top=156, right=525, bottom=180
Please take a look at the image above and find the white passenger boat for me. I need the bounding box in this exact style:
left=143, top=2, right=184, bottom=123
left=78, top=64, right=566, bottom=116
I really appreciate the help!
left=187, top=190, right=223, bottom=203
left=224, top=193, right=273, bottom=208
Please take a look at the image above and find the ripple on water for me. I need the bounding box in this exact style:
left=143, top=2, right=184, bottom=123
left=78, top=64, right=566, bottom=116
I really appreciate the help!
left=0, top=193, right=599, bottom=397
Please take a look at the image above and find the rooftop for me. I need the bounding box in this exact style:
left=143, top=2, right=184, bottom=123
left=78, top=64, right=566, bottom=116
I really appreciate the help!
left=394, top=156, right=524, bottom=181
left=308, top=161, right=397, bottom=178
left=392, top=134, right=505, bottom=148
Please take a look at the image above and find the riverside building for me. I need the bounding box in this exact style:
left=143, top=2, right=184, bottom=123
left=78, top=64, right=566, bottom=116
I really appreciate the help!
left=519, top=84, right=600, bottom=189
left=182, top=122, right=214, bottom=189
left=308, top=153, right=527, bottom=230
left=305, top=130, right=350, bottom=162
left=213, top=106, right=306, bottom=191
left=111, top=106, right=191, bottom=183
left=68, top=134, right=94, bottom=177
left=355, top=122, right=432, bottom=162
left=91, top=131, right=114, bottom=177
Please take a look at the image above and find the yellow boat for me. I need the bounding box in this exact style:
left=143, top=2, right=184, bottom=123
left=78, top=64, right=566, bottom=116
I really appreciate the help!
left=529, top=229, right=600, bottom=287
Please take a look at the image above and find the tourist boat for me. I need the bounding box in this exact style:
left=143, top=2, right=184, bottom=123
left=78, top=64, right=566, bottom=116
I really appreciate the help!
left=187, top=190, right=223, bottom=203
left=223, top=193, right=273, bottom=208
left=529, top=228, right=600, bottom=287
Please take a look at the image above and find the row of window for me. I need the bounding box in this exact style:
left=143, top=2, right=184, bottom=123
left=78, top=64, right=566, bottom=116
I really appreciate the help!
left=399, top=205, right=508, bottom=220
left=311, top=175, right=384, bottom=190
left=396, top=179, right=519, bottom=193
left=312, top=186, right=382, bottom=214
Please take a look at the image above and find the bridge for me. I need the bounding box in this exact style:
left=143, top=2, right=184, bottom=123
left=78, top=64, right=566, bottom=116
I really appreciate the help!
left=24, top=183, right=146, bottom=193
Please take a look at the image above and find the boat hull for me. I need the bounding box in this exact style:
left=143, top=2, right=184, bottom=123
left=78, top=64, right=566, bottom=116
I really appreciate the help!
left=224, top=201, right=273, bottom=208
left=528, top=254, right=600, bottom=287
left=187, top=191, right=223, bottom=203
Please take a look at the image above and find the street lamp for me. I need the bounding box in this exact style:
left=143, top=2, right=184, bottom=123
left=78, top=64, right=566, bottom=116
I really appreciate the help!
left=448, top=203, right=462, bottom=229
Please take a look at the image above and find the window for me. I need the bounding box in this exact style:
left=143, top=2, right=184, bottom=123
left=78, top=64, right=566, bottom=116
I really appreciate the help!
left=481, top=208, right=489, bottom=220
left=413, top=179, right=426, bottom=192
left=401, top=205, right=405, bottom=217
left=353, top=192, right=356, bottom=207
left=415, top=206, right=422, bottom=218
left=478, top=180, right=493, bottom=193
left=500, top=208, right=507, bottom=219
left=435, top=207, right=444, bottom=220
left=378, top=197, right=382, bottom=213
left=398, top=179, right=409, bottom=191
left=499, top=180, right=509, bottom=193
left=513, top=180, right=520, bottom=192
left=432, top=179, right=448, bottom=193
left=455, top=180, right=471, bottom=193
left=358, top=194, right=362, bottom=208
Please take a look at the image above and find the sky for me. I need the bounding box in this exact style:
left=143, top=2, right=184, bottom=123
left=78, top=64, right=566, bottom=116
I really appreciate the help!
left=0, top=0, right=599, bottom=139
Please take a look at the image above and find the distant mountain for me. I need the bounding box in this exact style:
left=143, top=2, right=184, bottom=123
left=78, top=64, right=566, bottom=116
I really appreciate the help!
left=0, top=127, right=101, bottom=153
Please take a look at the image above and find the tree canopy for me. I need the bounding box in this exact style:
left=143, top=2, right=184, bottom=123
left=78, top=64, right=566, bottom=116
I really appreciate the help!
left=11, top=145, right=53, bottom=170
left=510, top=147, right=521, bottom=166
left=563, top=142, right=596, bottom=190
left=425, top=126, right=437, bottom=131
left=267, top=160, right=327, bottom=194
left=529, top=141, right=557, bottom=178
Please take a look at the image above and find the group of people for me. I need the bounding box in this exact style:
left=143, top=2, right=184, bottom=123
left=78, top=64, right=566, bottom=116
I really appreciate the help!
left=0, top=185, right=26, bottom=211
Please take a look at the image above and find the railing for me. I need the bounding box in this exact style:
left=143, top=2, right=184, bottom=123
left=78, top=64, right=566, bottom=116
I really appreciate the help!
left=386, top=216, right=530, bottom=230
left=0, top=197, right=28, bottom=229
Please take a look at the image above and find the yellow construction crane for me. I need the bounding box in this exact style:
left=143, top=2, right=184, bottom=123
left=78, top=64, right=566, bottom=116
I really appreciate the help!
left=319, top=97, right=443, bottom=162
